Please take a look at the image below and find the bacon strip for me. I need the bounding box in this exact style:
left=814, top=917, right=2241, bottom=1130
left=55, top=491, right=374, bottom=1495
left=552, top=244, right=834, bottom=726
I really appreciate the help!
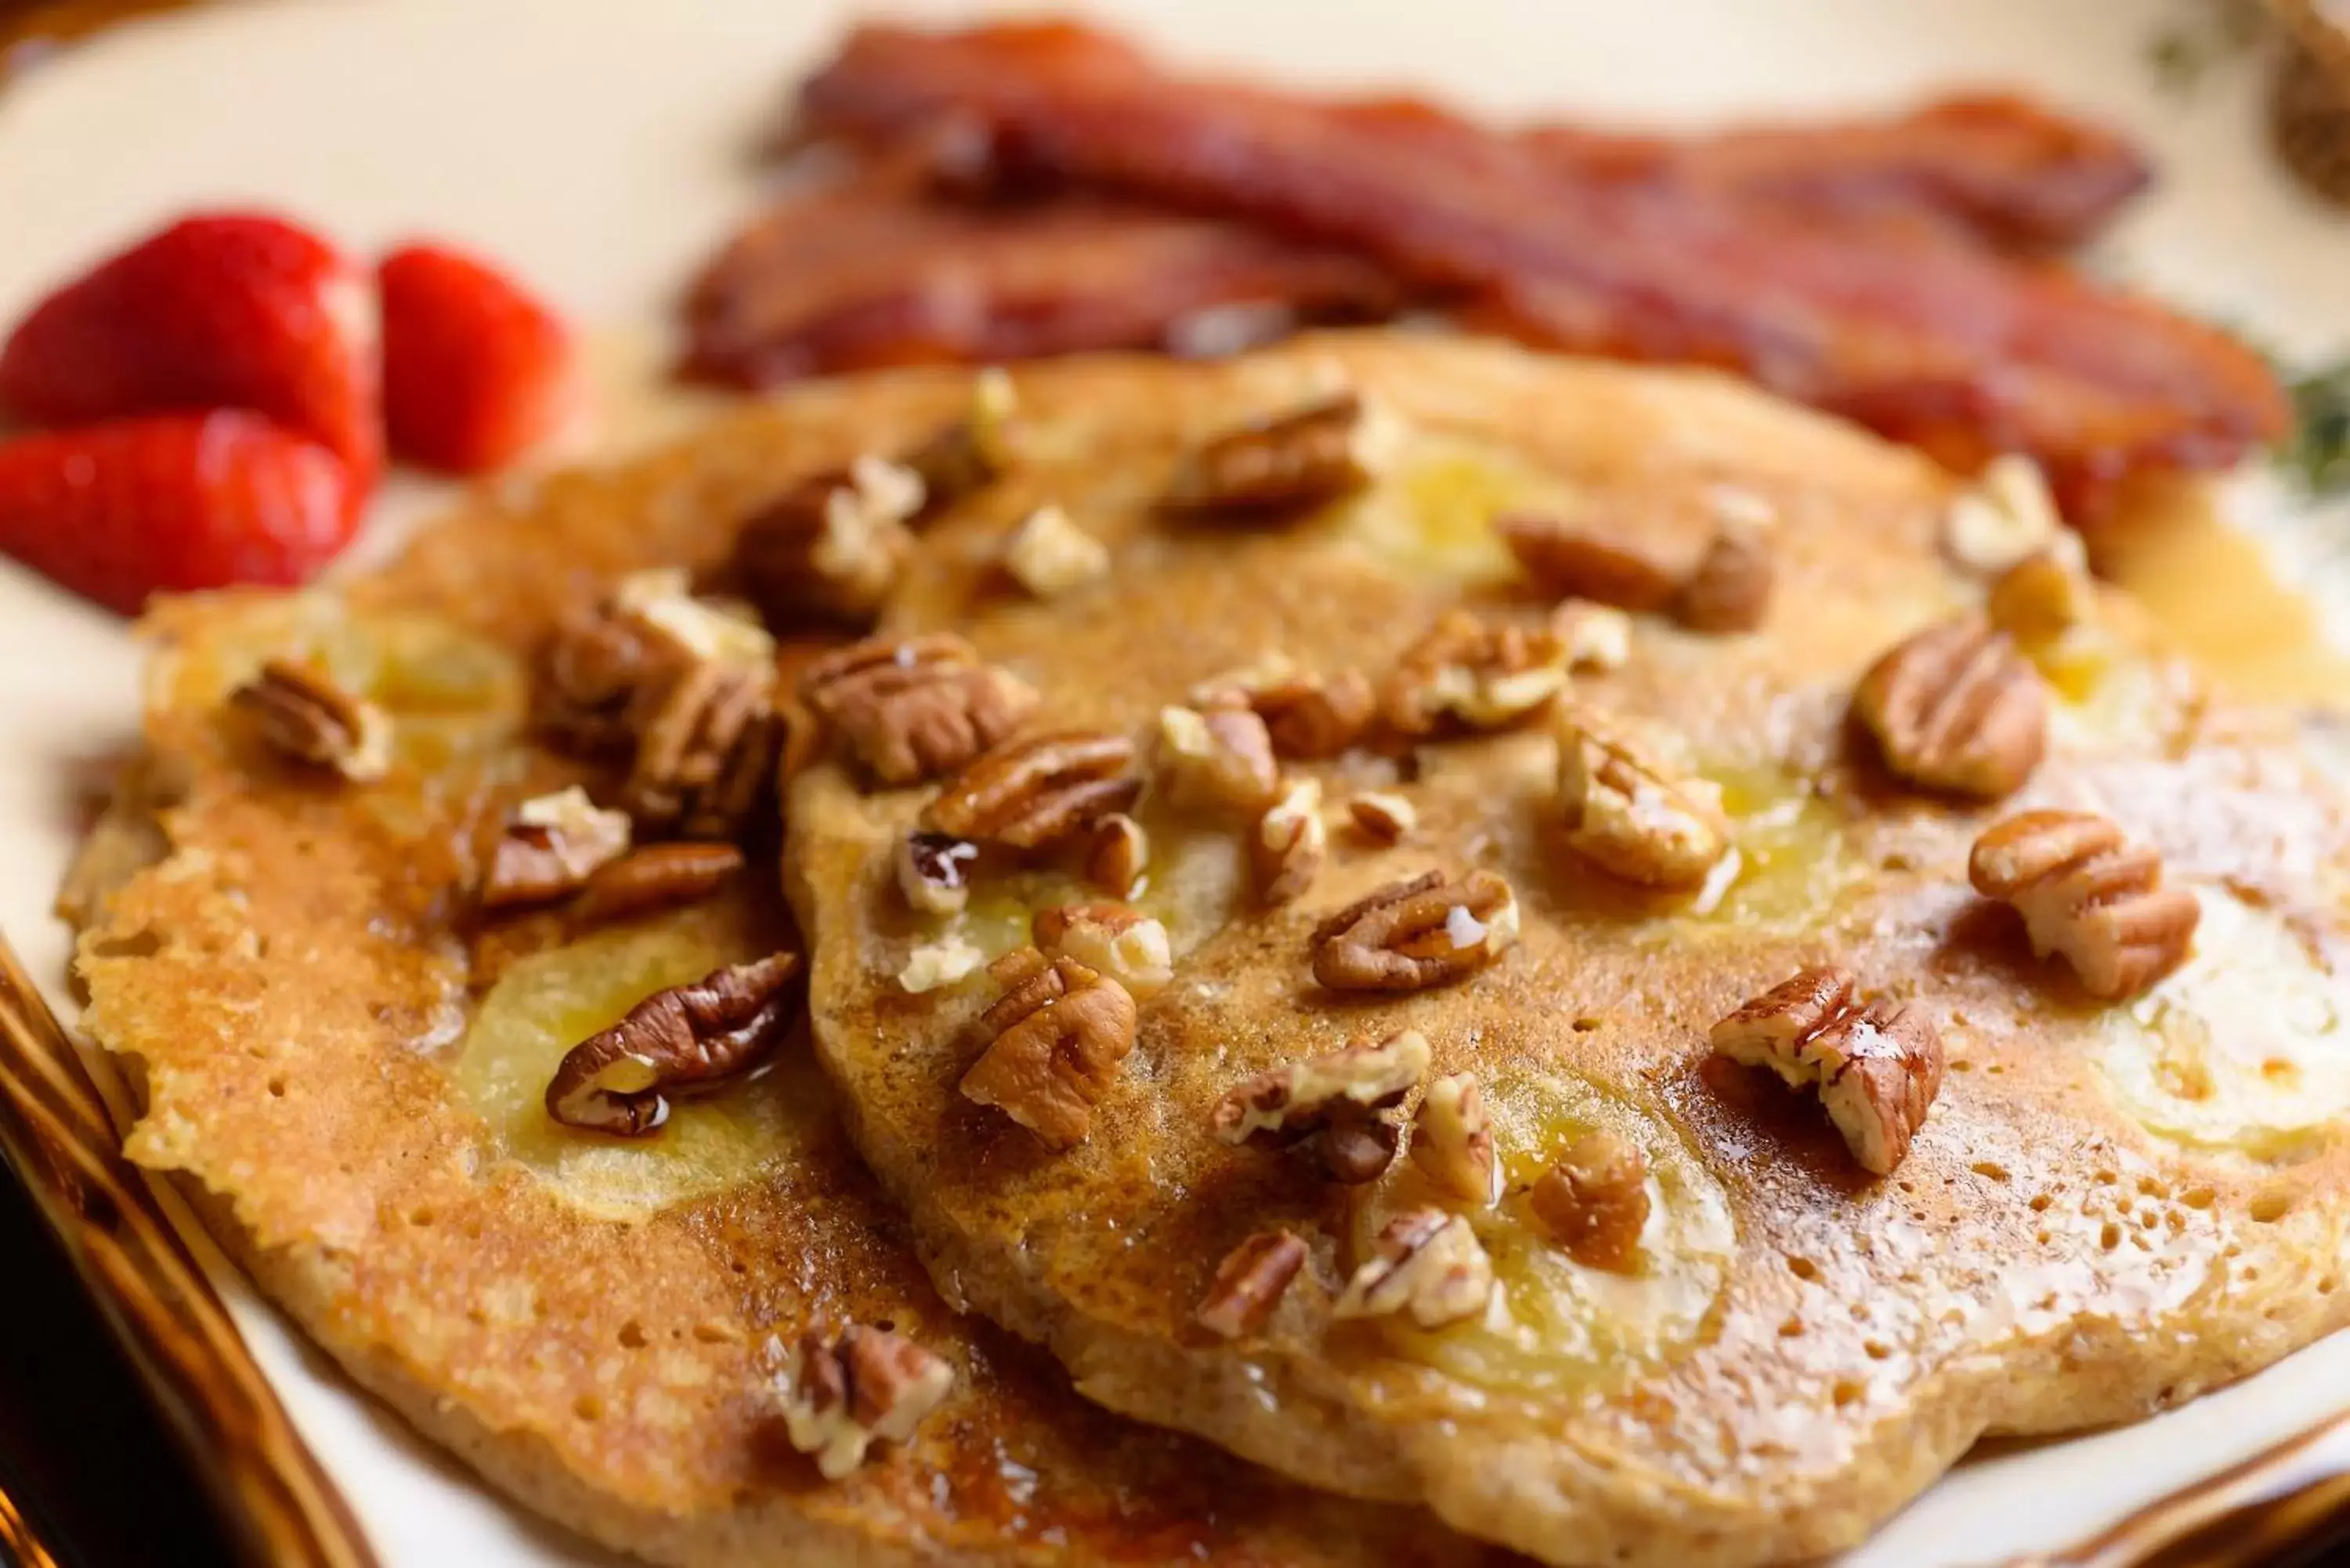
left=682, top=157, right=1400, bottom=387
left=798, top=22, right=2286, bottom=511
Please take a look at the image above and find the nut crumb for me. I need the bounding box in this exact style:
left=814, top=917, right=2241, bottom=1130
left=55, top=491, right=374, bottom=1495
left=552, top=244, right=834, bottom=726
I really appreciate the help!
left=1346, top=790, right=1416, bottom=844
left=1251, top=778, right=1327, bottom=905
left=1195, top=1231, right=1310, bottom=1339
left=800, top=633, right=1038, bottom=787
left=1528, top=1132, right=1650, bottom=1271
left=1332, top=1210, right=1492, bottom=1330
left=1943, top=455, right=2079, bottom=576
left=1710, top=966, right=1943, bottom=1175
left=1853, top=615, right=2046, bottom=799
left=1311, top=870, right=1518, bottom=992
left=1155, top=704, right=1281, bottom=814
left=1549, top=602, right=1633, bottom=673
left=481, top=787, right=634, bottom=909
left=231, top=659, right=392, bottom=782
left=1675, top=518, right=1774, bottom=633
left=1033, top=904, right=1173, bottom=999
left=777, top=1324, right=954, bottom=1480
left=1003, top=503, right=1109, bottom=598
left=960, top=948, right=1137, bottom=1150
left=1554, top=706, right=1726, bottom=891
left=898, top=933, right=986, bottom=994
left=902, top=367, right=1019, bottom=515
left=1411, top=1073, right=1496, bottom=1204
left=1213, top=1029, right=1430, bottom=1183
left=545, top=953, right=801, bottom=1136
left=1969, top=810, right=2200, bottom=999
left=1985, top=550, right=2096, bottom=643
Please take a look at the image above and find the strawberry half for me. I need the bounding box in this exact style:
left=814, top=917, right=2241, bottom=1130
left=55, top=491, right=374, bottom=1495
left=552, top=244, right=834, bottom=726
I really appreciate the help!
left=0, top=413, right=356, bottom=615
left=379, top=241, right=576, bottom=473
left=0, top=212, right=380, bottom=490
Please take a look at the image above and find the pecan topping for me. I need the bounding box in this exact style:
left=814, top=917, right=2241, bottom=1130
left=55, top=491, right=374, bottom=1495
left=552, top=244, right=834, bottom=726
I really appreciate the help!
left=1529, top=1132, right=1650, bottom=1272
left=1675, top=518, right=1775, bottom=634
left=1163, top=392, right=1387, bottom=513
left=734, top=454, right=924, bottom=629
left=800, top=633, right=1039, bottom=788
left=1195, top=656, right=1378, bottom=759
left=1382, top=612, right=1568, bottom=736
left=1003, top=503, right=1109, bottom=598
left=622, top=661, right=781, bottom=840
left=1853, top=615, right=2047, bottom=799
left=1969, top=810, right=2200, bottom=999
left=1252, top=777, right=1328, bottom=905
left=896, top=830, right=980, bottom=916
left=569, top=842, right=745, bottom=926
left=924, top=730, right=1141, bottom=851
left=1549, top=602, right=1633, bottom=673
left=902, top=367, right=1018, bottom=516
left=898, top=933, right=985, bottom=994
left=231, top=659, right=392, bottom=782
left=1943, top=454, right=2067, bottom=576
left=1554, top=706, right=1727, bottom=891
left=778, top=1324, right=955, bottom=1480
left=1498, top=511, right=1690, bottom=613
left=481, top=786, right=633, bottom=909
left=1311, top=870, right=1519, bottom=992
left=1033, top=903, right=1173, bottom=999
left=1986, top=549, right=2095, bottom=644
left=1411, top=1073, right=1496, bottom=1204
left=544, top=953, right=801, bottom=1136
left=1085, top=812, right=1149, bottom=898
left=536, top=571, right=773, bottom=753
left=1346, top=790, right=1416, bottom=844
left=960, top=948, right=1138, bottom=1150
left=1332, top=1210, right=1493, bottom=1330
left=1155, top=704, right=1281, bottom=815
left=1212, top=1030, right=1430, bottom=1184
left=1710, top=966, right=1943, bottom=1175
left=1196, top=1231, right=1310, bottom=1340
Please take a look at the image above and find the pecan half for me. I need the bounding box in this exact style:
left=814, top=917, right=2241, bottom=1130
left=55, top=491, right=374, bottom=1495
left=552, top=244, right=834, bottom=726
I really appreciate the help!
left=895, top=829, right=980, bottom=916
left=1853, top=615, right=2047, bottom=799
left=902, top=367, right=1018, bottom=516
left=1163, top=392, right=1386, bottom=513
left=960, top=948, right=1138, bottom=1150
left=1985, top=550, right=2096, bottom=643
left=1675, top=518, right=1774, bottom=634
left=1410, top=1072, right=1496, bottom=1204
left=231, top=659, right=392, bottom=782
left=924, top=730, right=1141, bottom=852
left=1332, top=1210, right=1493, bottom=1330
left=1155, top=704, right=1281, bottom=815
left=536, top=572, right=773, bottom=753
left=1943, top=454, right=2068, bottom=576
left=1033, top=903, right=1173, bottom=999
left=1498, top=512, right=1690, bottom=613
left=1311, top=870, right=1519, bottom=992
left=1710, top=966, right=1943, bottom=1175
left=1529, top=1132, right=1650, bottom=1272
left=1003, top=503, right=1109, bottom=598
left=544, top=952, right=801, bottom=1136
left=1554, top=706, right=1727, bottom=891
left=1382, top=612, right=1568, bottom=736
left=1252, top=777, right=1328, bottom=905
left=481, top=786, right=634, bottom=909
left=1194, top=657, right=1378, bottom=759
left=735, top=454, right=924, bottom=629
left=800, top=633, right=1039, bottom=789
left=1085, top=812, right=1150, bottom=898
left=622, top=661, right=781, bottom=840
left=1347, top=790, right=1416, bottom=844
left=1969, top=810, right=2200, bottom=999
left=778, top=1324, right=955, bottom=1480
left=1213, top=1029, right=1430, bottom=1184
left=1196, top=1230, right=1311, bottom=1340
left=569, top=842, right=744, bottom=926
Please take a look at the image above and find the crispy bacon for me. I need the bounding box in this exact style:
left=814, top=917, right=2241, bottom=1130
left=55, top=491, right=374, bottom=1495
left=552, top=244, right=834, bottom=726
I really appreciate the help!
left=682, top=156, right=1399, bottom=387
left=797, top=22, right=2287, bottom=511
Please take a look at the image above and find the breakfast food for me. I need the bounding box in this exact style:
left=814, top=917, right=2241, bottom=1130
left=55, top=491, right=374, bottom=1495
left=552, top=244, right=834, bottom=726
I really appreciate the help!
left=776, top=336, right=2350, bottom=1565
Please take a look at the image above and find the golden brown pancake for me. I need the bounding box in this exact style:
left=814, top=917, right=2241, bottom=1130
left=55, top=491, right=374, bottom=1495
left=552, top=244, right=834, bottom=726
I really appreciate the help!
left=65, top=363, right=1513, bottom=1567
left=781, top=336, right=2350, bottom=1566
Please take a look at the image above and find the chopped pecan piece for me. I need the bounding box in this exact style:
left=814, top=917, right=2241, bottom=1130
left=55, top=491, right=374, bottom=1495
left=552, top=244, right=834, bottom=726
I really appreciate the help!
left=1196, top=1231, right=1310, bottom=1340
left=960, top=948, right=1138, bottom=1150
left=1853, top=615, right=2047, bottom=799
left=1498, top=512, right=1690, bottom=613
left=1311, top=869, right=1519, bottom=992
left=1411, top=1073, right=1496, bottom=1205
left=1943, top=454, right=2070, bottom=576
left=1033, top=903, right=1173, bottom=999
left=735, top=454, right=924, bottom=628
left=1085, top=812, right=1149, bottom=898
left=1549, top=602, right=1634, bottom=673
left=544, top=952, right=801, bottom=1136
left=924, top=730, right=1141, bottom=852
left=1985, top=550, right=2096, bottom=643
left=898, top=933, right=985, bottom=994
left=1383, top=612, right=1568, bottom=736
left=231, top=658, right=392, bottom=782
left=1332, top=1210, right=1493, bottom=1330
left=1347, top=790, right=1416, bottom=844
left=481, top=786, right=634, bottom=909
left=569, top=842, right=744, bottom=926
left=895, top=829, right=980, bottom=916
left=622, top=661, right=781, bottom=840
left=1003, top=503, right=1109, bottom=598
left=1213, top=1029, right=1430, bottom=1184
left=1554, top=706, right=1727, bottom=891
left=1155, top=704, right=1281, bottom=815
left=1529, top=1132, right=1650, bottom=1272
left=1710, top=966, right=1943, bottom=1175
left=1163, top=392, right=1387, bottom=513
left=1675, top=518, right=1774, bottom=633
left=778, top=1324, right=955, bottom=1480
left=902, top=367, right=1018, bottom=516
left=799, top=633, right=1038, bottom=787
left=1252, top=777, right=1328, bottom=905
left=1193, top=656, right=1377, bottom=760
left=1969, top=810, right=2200, bottom=999
left=537, top=570, right=773, bottom=753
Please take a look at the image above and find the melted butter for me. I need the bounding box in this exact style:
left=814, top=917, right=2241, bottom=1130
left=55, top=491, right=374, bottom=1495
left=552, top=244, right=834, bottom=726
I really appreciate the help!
left=928, top=807, right=1249, bottom=965
left=1695, top=766, right=1871, bottom=929
left=1336, top=435, right=1569, bottom=588
left=450, top=914, right=817, bottom=1218
left=2099, top=890, right=2350, bottom=1161
left=1352, top=1069, right=1734, bottom=1396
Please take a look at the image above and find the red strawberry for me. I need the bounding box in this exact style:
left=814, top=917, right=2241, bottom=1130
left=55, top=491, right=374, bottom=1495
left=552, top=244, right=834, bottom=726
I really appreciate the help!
left=0, top=414, right=355, bottom=615
left=0, top=212, right=379, bottom=490
left=379, top=242, right=575, bottom=473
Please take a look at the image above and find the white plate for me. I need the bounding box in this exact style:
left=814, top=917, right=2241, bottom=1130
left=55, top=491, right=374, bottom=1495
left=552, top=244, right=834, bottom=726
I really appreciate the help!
left=3, top=2, right=2348, bottom=1563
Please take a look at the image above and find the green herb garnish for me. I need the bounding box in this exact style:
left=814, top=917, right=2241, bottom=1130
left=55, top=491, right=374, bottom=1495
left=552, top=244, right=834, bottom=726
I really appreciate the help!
left=2281, top=360, right=2350, bottom=497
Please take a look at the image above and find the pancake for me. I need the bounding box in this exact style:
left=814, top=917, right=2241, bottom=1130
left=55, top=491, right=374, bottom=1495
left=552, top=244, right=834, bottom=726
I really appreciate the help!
left=64, top=365, right=1513, bottom=1566
left=779, top=335, right=2350, bottom=1566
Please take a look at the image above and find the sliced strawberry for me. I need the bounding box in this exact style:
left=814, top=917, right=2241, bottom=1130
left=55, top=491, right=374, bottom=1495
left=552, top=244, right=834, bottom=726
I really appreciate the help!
left=0, top=212, right=379, bottom=489
left=379, top=242, right=576, bottom=473
left=0, top=413, right=356, bottom=615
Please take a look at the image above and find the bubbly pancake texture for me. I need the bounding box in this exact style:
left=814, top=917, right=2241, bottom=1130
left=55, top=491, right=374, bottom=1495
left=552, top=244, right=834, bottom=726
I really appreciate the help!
left=781, top=336, right=2350, bottom=1567
left=67, top=358, right=1517, bottom=1567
